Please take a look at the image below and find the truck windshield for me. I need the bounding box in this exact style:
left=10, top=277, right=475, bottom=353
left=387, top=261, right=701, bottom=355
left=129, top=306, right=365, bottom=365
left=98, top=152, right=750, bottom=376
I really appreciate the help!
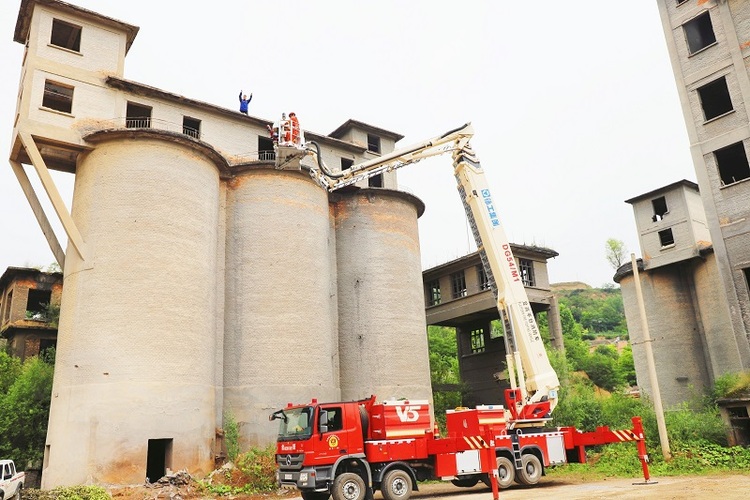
left=276, top=406, right=314, bottom=441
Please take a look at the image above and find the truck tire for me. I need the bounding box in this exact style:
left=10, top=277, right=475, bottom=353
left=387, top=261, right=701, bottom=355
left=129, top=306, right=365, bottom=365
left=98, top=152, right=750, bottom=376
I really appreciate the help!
left=494, top=456, right=515, bottom=489
left=381, top=469, right=412, bottom=500
left=14, top=485, right=22, bottom=500
left=301, top=492, right=330, bottom=500
left=515, top=454, right=542, bottom=485
left=332, top=472, right=366, bottom=500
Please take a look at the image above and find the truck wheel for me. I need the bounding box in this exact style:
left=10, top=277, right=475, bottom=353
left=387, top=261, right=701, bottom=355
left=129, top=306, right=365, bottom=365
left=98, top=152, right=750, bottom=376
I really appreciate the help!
left=515, top=454, right=542, bottom=485
left=301, top=492, right=330, bottom=500
left=332, top=472, right=366, bottom=500
left=14, top=485, right=22, bottom=500
left=495, top=456, right=515, bottom=488
left=381, top=469, right=412, bottom=500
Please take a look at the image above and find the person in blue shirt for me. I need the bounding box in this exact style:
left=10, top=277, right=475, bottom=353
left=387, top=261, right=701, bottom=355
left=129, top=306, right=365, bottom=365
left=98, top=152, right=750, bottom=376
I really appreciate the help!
left=239, top=91, right=253, bottom=114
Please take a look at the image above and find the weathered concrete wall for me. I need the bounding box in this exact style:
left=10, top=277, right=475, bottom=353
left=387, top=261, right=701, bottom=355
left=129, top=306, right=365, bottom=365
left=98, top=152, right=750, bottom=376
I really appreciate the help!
left=223, top=169, right=340, bottom=448
left=44, top=136, right=221, bottom=487
left=334, top=189, right=432, bottom=402
left=620, top=263, right=710, bottom=409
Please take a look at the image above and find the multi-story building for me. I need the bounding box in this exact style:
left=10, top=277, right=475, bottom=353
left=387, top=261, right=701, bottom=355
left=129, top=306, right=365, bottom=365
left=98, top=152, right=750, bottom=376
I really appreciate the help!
left=422, top=245, right=562, bottom=407
left=653, top=1, right=750, bottom=371
left=10, top=0, right=431, bottom=487
left=0, top=266, right=62, bottom=361
left=614, top=1, right=750, bottom=433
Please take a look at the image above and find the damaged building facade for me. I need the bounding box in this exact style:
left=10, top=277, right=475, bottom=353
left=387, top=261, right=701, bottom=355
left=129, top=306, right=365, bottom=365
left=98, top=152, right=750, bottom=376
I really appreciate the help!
left=616, top=1, right=750, bottom=412
left=9, top=0, right=435, bottom=487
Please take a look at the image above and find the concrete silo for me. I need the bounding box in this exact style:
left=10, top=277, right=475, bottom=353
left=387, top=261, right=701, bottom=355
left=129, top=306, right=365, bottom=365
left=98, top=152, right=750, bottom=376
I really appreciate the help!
left=334, top=189, right=432, bottom=402
left=223, top=168, right=340, bottom=447
left=43, top=132, right=223, bottom=487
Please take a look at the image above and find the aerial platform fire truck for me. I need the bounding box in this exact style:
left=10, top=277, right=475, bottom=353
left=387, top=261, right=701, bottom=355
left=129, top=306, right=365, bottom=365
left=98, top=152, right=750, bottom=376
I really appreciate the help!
left=269, top=123, right=650, bottom=500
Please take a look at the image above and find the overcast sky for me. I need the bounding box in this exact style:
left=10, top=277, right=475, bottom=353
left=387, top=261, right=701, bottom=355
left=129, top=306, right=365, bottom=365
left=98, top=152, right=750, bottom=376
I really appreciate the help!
left=0, top=1, right=694, bottom=287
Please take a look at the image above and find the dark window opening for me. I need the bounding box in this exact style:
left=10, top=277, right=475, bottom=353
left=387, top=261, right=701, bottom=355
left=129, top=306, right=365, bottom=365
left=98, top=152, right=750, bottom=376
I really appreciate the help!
left=367, top=134, right=381, bottom=154
left=39, top=338, right=56, bottom=358
left=42, top=80, right=73, bottom=113
left=341, top=158, right=354, bottom=171
left=450, top=271, right=467, bottom=299
left=519, top=259, right=535, bottom=287
left=50, top=19, right=81, bottom=52
left=743, top=268, right=750, bottom=295
left=321, top=407, right=343, bottom=433
left=677, top=0, right=688, bottom=4
left=426, top=279, right=441, bottom=306
left=126, top=102, right=152, bottom=128
left=470, top=328, right=485, bottom=354
left=3, top=291, right=11, bottom=322
left=651, top=196, right=669, bottom=222
left=258, top=136, right=275, bottom=161
left=698, top=77, right=733, bottom=120
left=659, top=228, right=675, bottom=247
left=26, top=289, right=51, bottom=320
left=684, top=11, right=716, bottom=55
left=477, top=265, right=490, bottom=291
left=368, top=174, right=383, bottom=187
left=727, top=406, right=750, bottom=447
left=182, top=116, right=200, bottom=139
left=146, top=438, right=172, bottom=483
left=714, top=142, right=750, bottom=186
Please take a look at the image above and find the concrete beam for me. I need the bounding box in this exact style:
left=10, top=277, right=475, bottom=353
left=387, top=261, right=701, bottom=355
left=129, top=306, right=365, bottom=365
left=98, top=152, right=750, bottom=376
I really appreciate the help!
left=18, top=132, right=88, bottom=263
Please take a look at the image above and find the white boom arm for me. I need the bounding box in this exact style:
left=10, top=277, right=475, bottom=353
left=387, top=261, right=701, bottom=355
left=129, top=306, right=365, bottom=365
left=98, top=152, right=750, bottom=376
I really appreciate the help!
left=297, top=123, right=560, bottom=420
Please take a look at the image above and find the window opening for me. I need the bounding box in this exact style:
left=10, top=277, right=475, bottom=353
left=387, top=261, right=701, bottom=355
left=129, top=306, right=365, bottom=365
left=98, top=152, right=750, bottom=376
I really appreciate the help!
left=341, top=158, right=354, bottom=170
left=321, top=407, right=343, bottom=433
left=3, top=291, right=11, bottom=322
left=182, top=116, right=200, bottom=139
left=683, top=11, right=716, bottom=55
left=39, top=338, right=56, bottom=358
left=651, top=196, right=668, bottom=222
left=42, top=80, right=73, bottom=113
left=698, top=76, right=733, bottom=121
left=470, top=328, right=485, bottom=353
left=659, top=228, right=675, bottom=247
left=26, top=289, right=51, bottom=320
left=426, top=279, right=441, bottom=306
left=519, top=259, right=535, bottom=287
left=368, top=174, right=383, bottom=187
left=50, top=19, right=81, bottom=52
left=714, top=142, right=750, bottom=186
left=477, top=265, right=490, bottom=291
left=146, top=438, right=172, bottom=483
left=367, top=134, right=381, bottom=154
left=450, top=271, right=467, bottom=299
left=744, top=268, right=750, bottom=295
left=489, top=319, right=504, bottom=340
left=258, top=136, right=275, bottom=161
left=126, top=102, right=152, bottom=128
left=677, top=0, right=688, bottom=4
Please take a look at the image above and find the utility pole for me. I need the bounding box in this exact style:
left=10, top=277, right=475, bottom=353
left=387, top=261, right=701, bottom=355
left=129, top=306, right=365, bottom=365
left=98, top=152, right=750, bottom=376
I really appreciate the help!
left=631, top=253, right=671, bottom=460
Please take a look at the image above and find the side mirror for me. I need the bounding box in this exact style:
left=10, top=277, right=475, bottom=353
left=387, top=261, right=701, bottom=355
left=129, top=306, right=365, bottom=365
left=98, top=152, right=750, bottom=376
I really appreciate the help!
left=319, top=411, right=329, bottom=436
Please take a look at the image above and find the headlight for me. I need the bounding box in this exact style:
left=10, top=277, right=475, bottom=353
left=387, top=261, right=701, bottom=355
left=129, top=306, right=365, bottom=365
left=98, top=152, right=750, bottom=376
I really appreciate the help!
left=300, top=473, right=308, bottom=483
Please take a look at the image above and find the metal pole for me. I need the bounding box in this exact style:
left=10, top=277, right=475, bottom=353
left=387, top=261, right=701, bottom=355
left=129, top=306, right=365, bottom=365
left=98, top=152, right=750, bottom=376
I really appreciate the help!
left=630, top=254, right=671, bottom=460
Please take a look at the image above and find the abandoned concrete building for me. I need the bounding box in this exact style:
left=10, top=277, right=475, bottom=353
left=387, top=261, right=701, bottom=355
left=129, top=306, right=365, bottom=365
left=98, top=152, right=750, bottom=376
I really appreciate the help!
left=615, top=2, right=750, bottom=414
left=422, top=246, right=563, bottom=408
left=7, top=0, right=560, bottom=488
left=0, top=266, right=62, bottom=361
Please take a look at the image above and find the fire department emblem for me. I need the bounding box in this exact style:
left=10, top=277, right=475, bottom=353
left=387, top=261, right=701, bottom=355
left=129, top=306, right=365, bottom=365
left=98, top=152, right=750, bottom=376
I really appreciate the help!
left=327, top=435, right=339, bottom=448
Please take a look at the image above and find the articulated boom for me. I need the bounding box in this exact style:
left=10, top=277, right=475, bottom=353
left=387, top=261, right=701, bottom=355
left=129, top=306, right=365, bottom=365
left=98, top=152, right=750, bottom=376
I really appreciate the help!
left=289, top=123, right=560, bottom=422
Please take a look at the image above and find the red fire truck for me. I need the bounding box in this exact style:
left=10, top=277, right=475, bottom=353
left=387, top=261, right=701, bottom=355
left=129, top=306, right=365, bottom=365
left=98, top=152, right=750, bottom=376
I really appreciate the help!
left=269, top=124, right=651, bottom=500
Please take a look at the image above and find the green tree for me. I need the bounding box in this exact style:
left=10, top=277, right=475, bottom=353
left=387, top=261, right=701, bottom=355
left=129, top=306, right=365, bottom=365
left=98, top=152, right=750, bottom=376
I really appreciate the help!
left=605, top=238, right=628, bottom=269
left=0, top=350, right=22, bottom=394
left=0, top=354, right=54, bottom=467
left=427, top=326, right=462, bottom=421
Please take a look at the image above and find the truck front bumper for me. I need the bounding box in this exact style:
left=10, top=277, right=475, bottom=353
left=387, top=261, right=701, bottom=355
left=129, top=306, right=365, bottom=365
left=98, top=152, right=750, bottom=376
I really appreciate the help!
left=277, top=466, right=331, bottom=491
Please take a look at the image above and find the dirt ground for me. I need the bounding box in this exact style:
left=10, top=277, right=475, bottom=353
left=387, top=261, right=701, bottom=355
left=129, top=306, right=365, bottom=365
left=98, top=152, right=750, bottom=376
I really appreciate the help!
left=108, top=472, right=750, bottom=500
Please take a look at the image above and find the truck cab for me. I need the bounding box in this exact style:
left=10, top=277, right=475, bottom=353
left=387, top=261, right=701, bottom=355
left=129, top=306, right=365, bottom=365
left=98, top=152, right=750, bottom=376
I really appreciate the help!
left=271, top=397, right=372, bottom=494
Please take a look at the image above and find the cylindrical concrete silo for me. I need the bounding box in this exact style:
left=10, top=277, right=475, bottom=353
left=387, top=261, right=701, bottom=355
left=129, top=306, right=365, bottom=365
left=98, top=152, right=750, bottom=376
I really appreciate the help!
left=224, top=168, right=339, bottom=447
left=43, top=132, right=222, bottom=488
left=334, top=189, right=432, bottom=402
